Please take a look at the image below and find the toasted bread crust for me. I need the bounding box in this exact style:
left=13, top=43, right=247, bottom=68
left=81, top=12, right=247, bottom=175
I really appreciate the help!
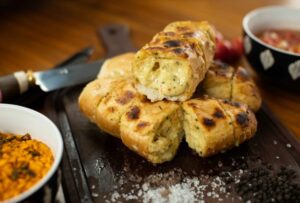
left=120, top=100, right=183, bottom=164
left=133, top=21, right=215, bottom=102
left=78, top=77, right=124, bottom=122
left=182, top=98, right=257, bottom=157
left=95, top=79, right=142, bottom=138
left=202, top=62, right=262, bottom=112
left=98, top=52, right=135, bottom=79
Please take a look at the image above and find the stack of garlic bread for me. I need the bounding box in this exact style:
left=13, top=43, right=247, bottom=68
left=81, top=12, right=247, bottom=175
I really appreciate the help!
left=79, top=21, right=261, bottom=164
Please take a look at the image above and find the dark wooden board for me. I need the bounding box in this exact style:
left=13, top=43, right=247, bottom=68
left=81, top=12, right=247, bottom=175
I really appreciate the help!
left=44, top=85, right=300, bottom=203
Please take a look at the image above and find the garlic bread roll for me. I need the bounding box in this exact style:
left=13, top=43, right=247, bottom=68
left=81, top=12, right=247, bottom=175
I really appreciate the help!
left=78, top=77, right=124, bottom=122
left=182, top=98, right=235, bottom=157
left=231, top=67, right=262, bottom=112
left=95, top=79, right=143, bottom=138
left=164, top=21, right=215, bottom=66
left=202, top=61, right=235, bottom=99
left=202, top=62, right=262, bottom=112
left=133, top=21, right=215, bottom=102
left=120, top=100, right=183, bottom=164
left=97, top=52, right=135, bottom=79
left=219, top=99, right=257, bottom=146
left=182, top=98, right=257, bottom=157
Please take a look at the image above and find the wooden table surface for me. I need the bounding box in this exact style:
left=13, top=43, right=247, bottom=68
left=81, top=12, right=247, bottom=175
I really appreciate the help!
left=0, top=0, right=299, bottom=139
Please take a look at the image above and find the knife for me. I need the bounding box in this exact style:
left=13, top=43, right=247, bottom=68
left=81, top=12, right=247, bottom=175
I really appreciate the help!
left=0, top=61, right=102, bottom=103
left=12, top=46, right=94, bottom=106
left=0, top=24, right=136, bottom=103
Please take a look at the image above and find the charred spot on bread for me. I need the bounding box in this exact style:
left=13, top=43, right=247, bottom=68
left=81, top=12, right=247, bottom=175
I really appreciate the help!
left=213, top=108, right=225, bottom=119
left=203, top=118, right=216, bottom=128
left=163, top=40, right=181, bottom=47
left=172, top=48, right=183, bottom=54
left=177, top=26, right=189, bottom=32
left=116, top=91, right=135, bottom=105
left=141, top=96, right=151, bottom=104
left=146, top=46, right=165, bottom=51
left=236, top=112, right=249, bottom=126
left=187, top=102, right=198, bottom=109
left=164, top=31, right=176, bottom=36
left=222, top=99, right=241, bottom=108
left=137, top=121, right=150, bottom=129
left=182, top=32, right=195, bottom=37
left=231, top=102, right=241, bottom=107
left=152, top=62, right=160, bottom=71
left=126, top=106, right=140, bottom=120
left=107, top=106, right=116, bottom=113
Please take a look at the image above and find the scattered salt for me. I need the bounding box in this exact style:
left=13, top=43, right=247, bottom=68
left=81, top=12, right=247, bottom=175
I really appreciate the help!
left=286, top=143, right=292, bottom=148
left=91, top=192, right=99, bottom=197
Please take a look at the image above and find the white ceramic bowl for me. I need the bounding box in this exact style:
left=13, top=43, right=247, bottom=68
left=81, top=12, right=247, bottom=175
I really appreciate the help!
left=0, top=104, right=63, bottom=203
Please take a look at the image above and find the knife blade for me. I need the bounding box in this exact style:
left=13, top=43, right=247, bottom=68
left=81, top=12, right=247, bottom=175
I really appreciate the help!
left=12, top=46, right=94, bottom=106
left=0, top=60, right=103, bottom=102
left=35, top=60, right=102, bottom=91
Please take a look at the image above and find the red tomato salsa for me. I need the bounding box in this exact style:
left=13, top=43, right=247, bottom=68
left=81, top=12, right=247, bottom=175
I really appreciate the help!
left=257, top=29, right=300, bottom=54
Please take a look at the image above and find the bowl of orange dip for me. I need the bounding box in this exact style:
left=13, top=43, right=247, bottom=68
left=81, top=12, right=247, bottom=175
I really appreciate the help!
left=243, top=6, right=300, bottom=90
left=0, top=104, right=63, bottom=203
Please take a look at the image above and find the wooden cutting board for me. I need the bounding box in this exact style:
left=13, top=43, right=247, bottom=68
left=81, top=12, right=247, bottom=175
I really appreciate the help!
left=39, top=25, right=300, bottom=203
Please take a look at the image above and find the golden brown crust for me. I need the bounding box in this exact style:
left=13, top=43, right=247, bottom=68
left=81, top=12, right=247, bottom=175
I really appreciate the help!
left=202, top=61, right=235, bottom=99
left=133, top=21, right=215, bottom=102
left=97, top=52, right=135, bottom=79
left=218, top=99, right=257, bottom=146
left=120, top=100, right=183, bottom=164
left=231, top=67, right=262, bottom=112
left=95, top=79, right=143, bottom=138
left=202, top=62, right=262, bottom=112
left=182, top=98, right=235, bottom=157
left=78, top=77, right=122, bottom=122
left=182, top=97, right=257, bottom=157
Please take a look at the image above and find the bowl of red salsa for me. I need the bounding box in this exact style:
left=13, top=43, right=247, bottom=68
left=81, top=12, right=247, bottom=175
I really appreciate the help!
left=243, top=6, right=300, bottom=90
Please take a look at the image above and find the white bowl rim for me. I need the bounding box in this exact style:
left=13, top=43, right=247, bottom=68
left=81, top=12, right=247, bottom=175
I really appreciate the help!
left=243, top=5, right=300, bottom=57
left=0, top=104, right=63, bottom=203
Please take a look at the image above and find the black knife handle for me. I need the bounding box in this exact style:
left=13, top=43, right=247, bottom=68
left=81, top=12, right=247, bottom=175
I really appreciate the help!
left=0, top=71, right=29, bottom=102
left=98, top=24, right=137, bottom=58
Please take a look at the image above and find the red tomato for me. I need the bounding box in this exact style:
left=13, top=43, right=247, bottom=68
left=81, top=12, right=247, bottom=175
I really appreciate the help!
left=214, top=32, right=244, bottom=63
left=231, top=37, right=244, bottom=57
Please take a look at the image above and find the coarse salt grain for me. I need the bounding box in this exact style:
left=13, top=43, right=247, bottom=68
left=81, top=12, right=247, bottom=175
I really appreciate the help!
left=91, top=192, right=99, bottom=197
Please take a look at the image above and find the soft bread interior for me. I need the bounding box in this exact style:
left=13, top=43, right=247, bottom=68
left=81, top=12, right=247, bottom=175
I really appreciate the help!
left=202, top=62, right=235, bottom=100
left=147, top=108, right=183, bottom=163
left=120, top=102, right=183, bottom=164
left=182, top=98, right=235, bottom=157
left=182, top=106, right=206, bottom=156
left=134, top=55, right=191, bottom=99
